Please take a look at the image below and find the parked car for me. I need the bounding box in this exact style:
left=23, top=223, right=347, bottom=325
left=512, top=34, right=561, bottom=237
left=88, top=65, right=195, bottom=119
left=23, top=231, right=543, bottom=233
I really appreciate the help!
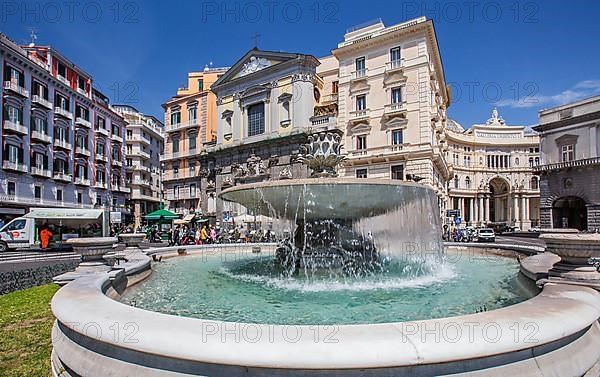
left=477, top=228, right=496, bottom=242
left=528, top=227, right=541, bottom=233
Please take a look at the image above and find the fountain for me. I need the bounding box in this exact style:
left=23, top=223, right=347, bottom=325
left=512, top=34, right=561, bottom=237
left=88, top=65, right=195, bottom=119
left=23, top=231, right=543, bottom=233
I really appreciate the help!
left=49, top=130, right=600, bottom=376
left=220, top=128, right=442, bottom=277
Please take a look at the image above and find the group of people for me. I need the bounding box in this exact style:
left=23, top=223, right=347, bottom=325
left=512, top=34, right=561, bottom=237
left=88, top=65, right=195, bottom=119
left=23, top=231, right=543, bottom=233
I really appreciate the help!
left=168, top=224, right=218, bottom=246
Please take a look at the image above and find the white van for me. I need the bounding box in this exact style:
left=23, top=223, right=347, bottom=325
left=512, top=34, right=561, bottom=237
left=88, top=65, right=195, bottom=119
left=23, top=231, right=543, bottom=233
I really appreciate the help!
left=0, top=208, right=109, bottom=252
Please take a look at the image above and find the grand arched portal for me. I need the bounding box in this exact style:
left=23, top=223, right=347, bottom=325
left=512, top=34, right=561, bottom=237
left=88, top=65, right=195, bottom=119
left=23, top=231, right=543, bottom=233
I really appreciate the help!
left=552, top=196, right=587, bottom=230
left=489, top=177, right=510, bottom=223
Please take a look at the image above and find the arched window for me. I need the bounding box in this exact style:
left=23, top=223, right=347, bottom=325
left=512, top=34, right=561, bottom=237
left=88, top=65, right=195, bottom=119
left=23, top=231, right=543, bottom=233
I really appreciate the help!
left=515, top=157, right=519, bottom=166
left=530, top=176, right=539, bottom=190
left=454, top=175, right=459, bottom=189
left=529, top=157, right=534, bottom=167
left=465, top=176, right=471, bottom=189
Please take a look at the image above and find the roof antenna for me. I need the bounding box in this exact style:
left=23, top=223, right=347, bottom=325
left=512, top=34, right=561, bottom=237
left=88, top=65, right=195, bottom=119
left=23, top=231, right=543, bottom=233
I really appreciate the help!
left=27, top=28, right=38, bottom=47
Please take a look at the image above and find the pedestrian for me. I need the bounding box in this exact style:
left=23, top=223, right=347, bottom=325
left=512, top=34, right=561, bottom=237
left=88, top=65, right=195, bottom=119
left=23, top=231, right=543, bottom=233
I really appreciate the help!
left=200, top=224, right=208, bottom=244
left=40, top=223, right=53, bottom=250
left=173, top=225, right=181, bottom=246
left=209, top=225, right=217, bottom=244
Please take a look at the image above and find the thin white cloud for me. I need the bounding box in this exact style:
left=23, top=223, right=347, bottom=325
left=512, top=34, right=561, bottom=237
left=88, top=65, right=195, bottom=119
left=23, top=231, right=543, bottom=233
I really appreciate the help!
left=495, top=80, right=600, bottom=109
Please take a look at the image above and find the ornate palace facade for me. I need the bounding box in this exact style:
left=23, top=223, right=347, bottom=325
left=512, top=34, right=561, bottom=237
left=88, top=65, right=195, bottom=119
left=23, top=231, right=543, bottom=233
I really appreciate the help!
left=446, top=110, right=540, bottom=229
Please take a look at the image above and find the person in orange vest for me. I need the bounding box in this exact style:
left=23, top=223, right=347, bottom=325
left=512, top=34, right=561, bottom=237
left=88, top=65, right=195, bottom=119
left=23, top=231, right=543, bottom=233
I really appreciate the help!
left=40, top=224, right=53, bottom=249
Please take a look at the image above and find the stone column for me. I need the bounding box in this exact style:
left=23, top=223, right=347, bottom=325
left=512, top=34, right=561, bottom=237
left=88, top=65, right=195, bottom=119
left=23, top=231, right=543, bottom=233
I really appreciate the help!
left=478, top=196, right=484, bottom=225
left=484, top=196, right=490, bottom=224
left=513, top=194, right=519, bottom=227
left=520, top=195, right=527, bottom=228
left=522, top=196, right=531, bottom=230
left=469, top=198, right=474, bottom=225
left=459, top=197, right=464, bottom=219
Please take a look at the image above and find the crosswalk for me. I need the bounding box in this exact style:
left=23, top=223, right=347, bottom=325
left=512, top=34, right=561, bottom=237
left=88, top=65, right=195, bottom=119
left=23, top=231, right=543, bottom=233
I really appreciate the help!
left=0, top=250, right=80, bottom=264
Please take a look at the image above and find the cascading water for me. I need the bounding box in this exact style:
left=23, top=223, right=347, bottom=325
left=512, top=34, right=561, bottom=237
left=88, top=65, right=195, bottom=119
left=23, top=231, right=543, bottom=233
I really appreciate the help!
left=220, top=179, right=445, bottom=280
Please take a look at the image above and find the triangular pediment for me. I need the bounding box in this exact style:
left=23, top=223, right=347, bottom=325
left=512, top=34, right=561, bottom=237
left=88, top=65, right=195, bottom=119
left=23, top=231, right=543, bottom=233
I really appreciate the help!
left=555, top=133, right=579, bottom=145
left=212, top=49, right=305, bottom=88
left=347, top=122, right=371, bottom=135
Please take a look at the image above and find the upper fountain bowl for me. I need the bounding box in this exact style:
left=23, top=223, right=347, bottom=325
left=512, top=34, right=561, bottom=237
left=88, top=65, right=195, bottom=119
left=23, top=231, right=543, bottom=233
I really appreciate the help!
left=219, top=178, right=438, bottom=221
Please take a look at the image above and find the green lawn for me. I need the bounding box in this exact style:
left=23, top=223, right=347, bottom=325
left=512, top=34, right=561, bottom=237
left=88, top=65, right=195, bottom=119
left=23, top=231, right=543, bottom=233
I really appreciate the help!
left=0, top=284, right=59, bottom=377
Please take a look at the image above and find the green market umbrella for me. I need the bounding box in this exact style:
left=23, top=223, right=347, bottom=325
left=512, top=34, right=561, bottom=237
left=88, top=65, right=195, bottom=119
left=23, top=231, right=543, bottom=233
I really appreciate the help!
left=144, top=208, right=180, bottom=221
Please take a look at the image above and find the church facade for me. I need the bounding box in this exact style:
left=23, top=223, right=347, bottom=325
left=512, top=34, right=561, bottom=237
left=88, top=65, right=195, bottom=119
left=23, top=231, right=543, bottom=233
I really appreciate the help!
left=196, top=49, right=326, bottom=226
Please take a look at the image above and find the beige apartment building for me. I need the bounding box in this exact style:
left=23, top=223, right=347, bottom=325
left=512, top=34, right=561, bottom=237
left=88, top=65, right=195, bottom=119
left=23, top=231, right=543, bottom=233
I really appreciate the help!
left=317, top=17, right=452, bottom=216
left=113, top=105, right=164, bottom=228
left=446, top=110, right=540, bottom=230
left=161, top=67, right=228, bottom=215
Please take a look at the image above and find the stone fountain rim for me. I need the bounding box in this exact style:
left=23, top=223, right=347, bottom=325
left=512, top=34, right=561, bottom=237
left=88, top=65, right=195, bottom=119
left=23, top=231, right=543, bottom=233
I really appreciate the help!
left=65, top=237, right=118, bottom=246
left=219, top=177, right=433, bottom=199
left=51, top=245, right=600, bottom=371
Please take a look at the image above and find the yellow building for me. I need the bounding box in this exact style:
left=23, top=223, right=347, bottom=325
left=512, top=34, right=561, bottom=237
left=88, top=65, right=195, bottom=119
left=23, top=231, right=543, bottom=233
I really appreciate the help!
left=161, top=67, right=228, bottom=214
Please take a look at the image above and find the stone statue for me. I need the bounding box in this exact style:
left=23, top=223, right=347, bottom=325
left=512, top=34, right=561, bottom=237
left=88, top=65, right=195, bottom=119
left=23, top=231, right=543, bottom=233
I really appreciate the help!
left=221, top=177, right=233, bottom=188
left=299, top=129, right=346, bottom=178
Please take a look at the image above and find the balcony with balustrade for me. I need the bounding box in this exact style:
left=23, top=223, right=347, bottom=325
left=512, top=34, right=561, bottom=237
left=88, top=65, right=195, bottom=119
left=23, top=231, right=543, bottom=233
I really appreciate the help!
left=3, top=161, right=28, bottom=173
left=111, top=159, right=123, bottom=167
left=384, top=102, right=407, bottom=117
left=53, top=171, right=72, bottom=182
left=165, top=190, right=201, bottom=201
left=94, top=181, right=108, bottom=189
left=30, top=166, right=52, bottom=178
left=96, top=127, right=109, bottom=137
left=75, top=117, right=92, bottom=129
left=126, top=134, right=151, bottom=145
left=54, top=107, right=73, bottom=120
left=75, top=146, right=91, bottom=157
left=32, top=95, right=52, bottom=109
left=130, top=178, right=152, bottom=187
left=3, top=81, right=29, bottom=97
left=164, top=119, right=199, bottom=133
left=349, top=108, right=370, bottom=121
left=3, top=120, right=27, bottom=135
left=31, top=130, right=52, bottom=144
left=163, top=167, right=198, bottom=181
left=350, top=69, right=368, bottom=81
left=385, top=59, right=405, bottom=73
left=310, top=115, right=337, bottom=129
left=111, top=133, right=124, bottom=143
left=74, top=177, right=91, bottom=186
left=533, top=157, right=600, bottom=173
left=95, top=154, right=108, bottom=163
left=54, top=139, right=72, bottom=150
left=57, top=75, right=70, bottom=86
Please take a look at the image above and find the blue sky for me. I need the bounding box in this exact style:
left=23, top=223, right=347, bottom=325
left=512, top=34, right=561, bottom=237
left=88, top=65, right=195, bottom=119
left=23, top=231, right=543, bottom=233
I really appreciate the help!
left=1, top=0, right=599, bottom=127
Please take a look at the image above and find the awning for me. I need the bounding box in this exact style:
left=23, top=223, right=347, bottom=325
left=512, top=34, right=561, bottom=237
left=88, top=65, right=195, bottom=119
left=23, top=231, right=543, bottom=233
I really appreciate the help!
left=144, top=209, right=180, bottom=220
left=183, top=214, right=195, bottom=222
left=24, top=208, right=103, bottom=220
left=233, top=214, right=274, bottom=223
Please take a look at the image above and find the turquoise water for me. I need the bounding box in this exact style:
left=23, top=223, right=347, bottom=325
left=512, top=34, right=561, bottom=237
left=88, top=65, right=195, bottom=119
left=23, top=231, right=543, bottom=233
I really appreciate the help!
left=119, top=250, right=535, bottom=325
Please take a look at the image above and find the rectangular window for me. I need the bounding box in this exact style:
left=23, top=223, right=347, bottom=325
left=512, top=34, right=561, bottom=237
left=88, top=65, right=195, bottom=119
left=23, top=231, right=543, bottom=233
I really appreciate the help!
left=97, top=116, right=105, bottom=130
left=189, top=135, right=197, bottom=150
left=355, top=57, right=366, bottom=77
left=78, top=76, right=86, bottom=90
left=190, top=184, right=196, bottom=197
left=7, top=181, right=16, bottom=196
left=6, top=105, right=23, bottom=124
left=332, top=81, right=339, bottom=94
left=561, top=144, right=574, bottom=162
left=356, top=168, right=368, bottom=179
left=174, top=185, right=180, bottom=199
left=390, top=47, right=402, bottom=65
left=56, top=189, right=63, bottom=202
left=356, top=95, right=366, bottom=111
left=188, top=107, right=197, bottom=122
left=391, top=88, right=402, bottom=104
left=34, top=186, right=42, bottom=200
left=198, top=79, right=204, bottom=91
left=247, top=102, right=265, bottom=137
left=356, top=135, right=367, bottom=150
left=172, top=139, right=180, bottom=153
left=57, top=62, right=67, bottom=79
left=170, top=111, right=181, bottom=125
left=6, top=144, right=21, bottom=163
left=391, top=165, right=404, bottom=180
left=77, top=192, right=83, bottom=204
left=391, top=129, right=403, bottom=145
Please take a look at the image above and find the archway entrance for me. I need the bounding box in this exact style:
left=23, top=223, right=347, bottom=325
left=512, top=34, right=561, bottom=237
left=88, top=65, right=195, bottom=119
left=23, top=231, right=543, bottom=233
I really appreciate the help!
left=489, top=177, right=510, bottom=223
left=552, top=196, right=587, bottom=230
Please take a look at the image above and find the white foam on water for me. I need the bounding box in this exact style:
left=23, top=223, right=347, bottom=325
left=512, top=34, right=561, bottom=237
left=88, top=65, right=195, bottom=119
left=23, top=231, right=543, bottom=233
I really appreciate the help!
left=218, top=261, right=456, bottom=293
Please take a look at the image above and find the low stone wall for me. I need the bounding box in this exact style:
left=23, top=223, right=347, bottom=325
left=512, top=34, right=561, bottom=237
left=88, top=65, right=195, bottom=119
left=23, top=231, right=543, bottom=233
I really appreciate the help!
left=0, top=261, right=78, bottom=294
left=50, top=245, right=600, bottom=376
